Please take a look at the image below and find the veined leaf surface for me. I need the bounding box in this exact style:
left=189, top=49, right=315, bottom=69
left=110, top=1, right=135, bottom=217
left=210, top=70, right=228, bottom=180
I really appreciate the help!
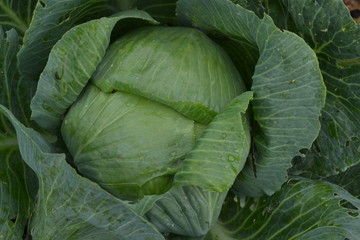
left=177, top=0, right=326, bottom=197
left=169, top=178, right=360, bottom=240
left=280, top=0, right=360, bottom=177
left=30, top=10, right=158, bottom=132
left=0, top=27, right=34, bottom=240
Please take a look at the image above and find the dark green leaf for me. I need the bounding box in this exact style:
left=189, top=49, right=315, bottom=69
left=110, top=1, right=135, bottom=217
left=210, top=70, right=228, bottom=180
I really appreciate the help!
left=177, top=0, right=326, bottom=197
left=0, top=27, right=35, bottom=239
left=0, top=27, right=22, bottom=129
left=0, top=142, right=34, bottom=240
left=132, top=186, right=227, bottom=237
left=16, top=0, right=115, bottom=124
left=282, top=0, right=360, bottom=177
left=134, top=0, right=178, bottom=25
left=327, top=163, right=360, bottom=199
left=0, top=0, right=36, bottom=34
left=174, top=178, right=360, bottom=240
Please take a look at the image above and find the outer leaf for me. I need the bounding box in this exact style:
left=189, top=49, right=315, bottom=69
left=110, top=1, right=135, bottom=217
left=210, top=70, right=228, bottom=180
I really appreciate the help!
left=0, top=149, right=34, bottom=240
left=0, top=105, right=164, bottom=240
left=30, top=10, right=158, bottom=132
left=282, top=0, right=360, bottom=177
left=177, top=0, right=326, bottom=197
left=132, top=186, right=227, bottom=237
left=0, top=27, right=22, bottom=129
left=16, top=0, right=114, bottom=125
left=0, top=27, right=34, bottom=240
left=173, top=178, right=360, bottom=240
left=174, top=91, right=252, bottom=192
left=0, top=0, right=36, bottom=34
left=233, top=0, right=297, bottom=32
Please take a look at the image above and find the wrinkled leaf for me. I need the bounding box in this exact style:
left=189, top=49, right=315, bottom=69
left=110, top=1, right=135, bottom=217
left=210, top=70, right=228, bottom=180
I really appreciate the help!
left=282, top=0, right=360, bottom=177
left=177, top=0, right=326, bottom=197
left=132, top=186, right=227, bottom=237
left=170, top=178, right=360, bottom=240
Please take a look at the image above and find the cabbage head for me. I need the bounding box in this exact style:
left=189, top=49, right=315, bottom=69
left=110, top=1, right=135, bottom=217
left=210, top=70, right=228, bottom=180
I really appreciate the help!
left=61, top=26, right=247, bottom=201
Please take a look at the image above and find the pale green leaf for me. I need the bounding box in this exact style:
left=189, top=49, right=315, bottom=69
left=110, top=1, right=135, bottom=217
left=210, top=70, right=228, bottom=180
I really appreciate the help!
left=30, top=10, right=158, bottom=132
left=91, top=26, right=245, bottom=125
left=61, top=84, right=195, bottom=200
left=0, top=105, right=164, bottom=240
left=16, top=0, right=115, bottom=124
left=174, top=91, right=252, bottom=192
left=132, top=186, right=227, bottom=237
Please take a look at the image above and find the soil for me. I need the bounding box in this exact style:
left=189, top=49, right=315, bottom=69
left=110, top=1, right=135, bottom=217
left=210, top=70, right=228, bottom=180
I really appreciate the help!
left=343, top=0, right=360, bottom=22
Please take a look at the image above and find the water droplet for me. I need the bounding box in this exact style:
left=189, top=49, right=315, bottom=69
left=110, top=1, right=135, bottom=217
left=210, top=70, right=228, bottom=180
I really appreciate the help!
left=221, top=156, right=226, bottom=161
left=221, top=133, right=227, bottom=139
left=271, top=120, right=279, bottom=125
left=170, top=151, right=176, bottom=157
left=228, top=155, right=235, bottom=162
left=357, top=146, right=360, bottom=152
left=239, top=197, right=246, bottom=207
left=295, top=44, right=300, bottom=50
left=126, top=103, right=131, bottom=107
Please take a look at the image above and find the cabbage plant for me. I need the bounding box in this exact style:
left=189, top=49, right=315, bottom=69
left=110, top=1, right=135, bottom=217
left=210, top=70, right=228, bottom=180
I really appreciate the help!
left=1, top=0, right=360, bottom=239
